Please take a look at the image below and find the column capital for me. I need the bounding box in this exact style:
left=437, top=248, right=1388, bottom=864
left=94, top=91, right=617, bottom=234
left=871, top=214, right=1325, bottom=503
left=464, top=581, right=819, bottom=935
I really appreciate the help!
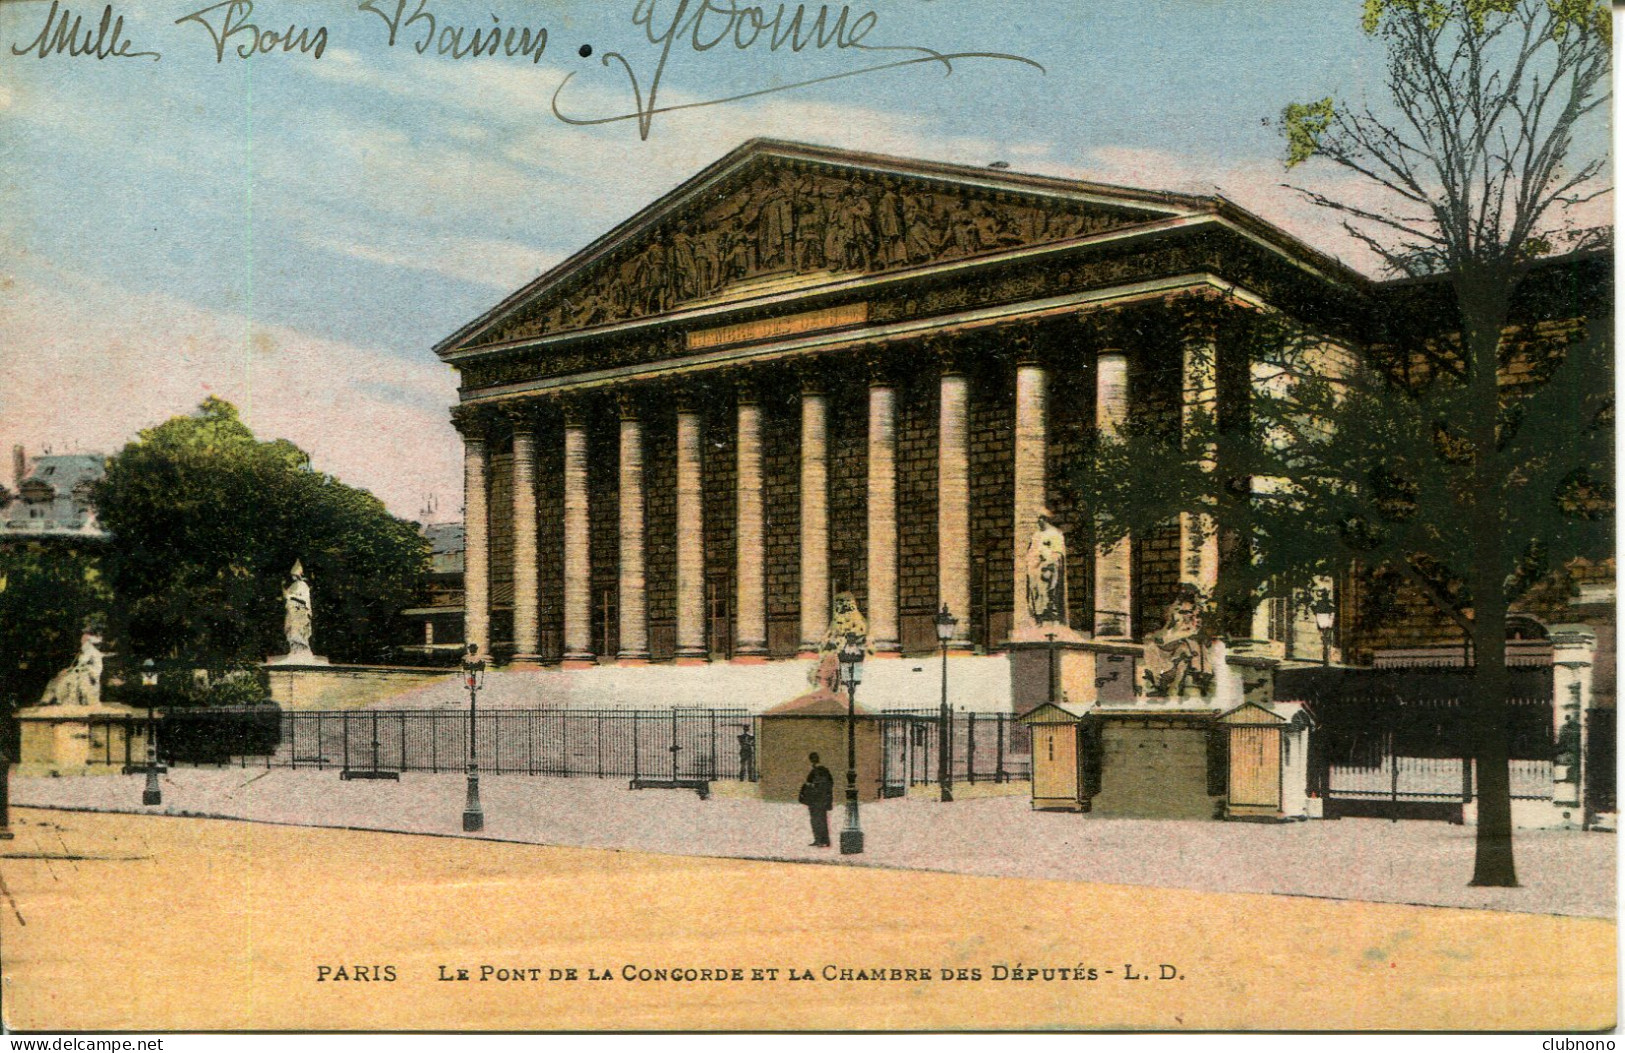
left=560, top=396, right=592, bottom=428
left=1076, top=308, right=1134, bottom=354
left=1007, top=323, right=1044, bottom=365
left=791, top=358, right=827, bottom=395
left=615, top=388, right=645, bottom=421
left=450, top=404, right=495, bottom=440
left=924, top=334, right=969, bottom=376
left=1169, top=290, right=1237, bottom=342
left=732, top=370, right=766, bottom=405
left=858, top=345, right=901, bottom=388
left=498, top=401, right=541, bottom=435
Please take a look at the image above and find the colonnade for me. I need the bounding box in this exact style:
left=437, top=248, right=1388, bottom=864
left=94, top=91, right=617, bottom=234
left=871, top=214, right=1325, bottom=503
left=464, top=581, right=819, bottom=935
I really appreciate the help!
left=453, top=326, right=1217, bottom=663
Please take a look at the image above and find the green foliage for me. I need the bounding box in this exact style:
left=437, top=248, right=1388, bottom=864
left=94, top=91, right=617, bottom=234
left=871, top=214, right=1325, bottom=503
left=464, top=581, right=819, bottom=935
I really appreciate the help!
left=0, top=543, right=111, bottom=710
left=95, top=399, right=430, bottom=666
left=1285, top=0, right=1609, bottom=277
left=1072, top=298, right=1613, bottom=632
left=1282, top=98, right=1335, bottom=169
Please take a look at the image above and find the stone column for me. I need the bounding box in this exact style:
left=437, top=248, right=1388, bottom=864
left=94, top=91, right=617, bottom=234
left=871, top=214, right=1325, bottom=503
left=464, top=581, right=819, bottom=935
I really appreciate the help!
left=617, top=395, right=650, bottom=664
left=1012, top=340, right=1048, bottom=641
left=1550, top=624, right=1597, bottom=818
left=798, top=372, right=830, bottom=656
left=867, top=367, right=901, bottom=656
left=936, top=352, right=973, bottom=651
left=561, top=403, right=594, bottom=668
left=674, top=397, right=708, bottom=664
left=508, top=410, right=542, bottom=665
left=1094, top=350, right=1134, bottom=639
left=454, top=409, right=491, bottom=658
left=1180, top=320, right=1221, bottom=593
left=734, top=382, right=769, bottom=661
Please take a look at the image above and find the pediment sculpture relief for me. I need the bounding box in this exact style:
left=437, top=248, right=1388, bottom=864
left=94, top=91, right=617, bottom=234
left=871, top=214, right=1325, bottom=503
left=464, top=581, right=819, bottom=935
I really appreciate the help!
left=476, top=163, right=1147, bottom=347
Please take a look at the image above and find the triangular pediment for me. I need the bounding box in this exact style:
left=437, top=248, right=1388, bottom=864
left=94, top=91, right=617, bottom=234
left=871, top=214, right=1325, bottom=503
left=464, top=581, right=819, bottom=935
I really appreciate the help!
left=441, top=140, right=1208, bottom=354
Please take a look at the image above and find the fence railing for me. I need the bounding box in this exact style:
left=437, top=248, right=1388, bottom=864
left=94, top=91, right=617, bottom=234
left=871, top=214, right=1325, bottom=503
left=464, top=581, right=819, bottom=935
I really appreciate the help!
left=878, top=710, right=1032, bottom=788
left=1326, top=754, right=1554, bottom=802
left=85, top=707, right=1034, bottom=787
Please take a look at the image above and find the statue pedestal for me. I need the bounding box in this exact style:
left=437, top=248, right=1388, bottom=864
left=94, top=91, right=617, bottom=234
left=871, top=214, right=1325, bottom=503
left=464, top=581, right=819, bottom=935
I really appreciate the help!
left=1008, top=637, right=1140, bottom=714
left=266, top=650, right=329, bottom=667
left=13, top=703, right=154, bottom=777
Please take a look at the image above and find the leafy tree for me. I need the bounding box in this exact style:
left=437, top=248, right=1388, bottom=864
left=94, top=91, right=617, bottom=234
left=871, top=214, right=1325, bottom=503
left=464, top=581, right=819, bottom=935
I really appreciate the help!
left=1281, top=0, right=1610, bottom=887
left=1082, top=0, right=1610, bottom=887
left=95, top=398, right=430, bottom=666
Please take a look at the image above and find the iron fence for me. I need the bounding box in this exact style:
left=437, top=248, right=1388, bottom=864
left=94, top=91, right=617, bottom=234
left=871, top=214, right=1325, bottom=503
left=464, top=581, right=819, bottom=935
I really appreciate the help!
left=83, top=706, right=1034, bottom=790
left=878, top=710, right=1031, bottom=794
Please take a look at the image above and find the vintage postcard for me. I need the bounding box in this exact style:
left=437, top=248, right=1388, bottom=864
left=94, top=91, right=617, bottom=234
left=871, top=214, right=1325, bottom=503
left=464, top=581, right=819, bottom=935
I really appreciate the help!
left=0, top=0, right=1615, bottom=1036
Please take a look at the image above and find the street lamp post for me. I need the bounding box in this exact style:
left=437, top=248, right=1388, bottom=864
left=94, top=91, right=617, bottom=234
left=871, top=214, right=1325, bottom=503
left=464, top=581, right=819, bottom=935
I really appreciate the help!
left=837, top=640, right=865, bottom=855
left=140, top=659, right=161, bottom=806
left=1311, top=588, right=1336, bottom=667
left=1045, top=631, right=1059, bottom=703
left=935, top=604, right=957, bottom=803
left=461, top=644, right=486, bottom=832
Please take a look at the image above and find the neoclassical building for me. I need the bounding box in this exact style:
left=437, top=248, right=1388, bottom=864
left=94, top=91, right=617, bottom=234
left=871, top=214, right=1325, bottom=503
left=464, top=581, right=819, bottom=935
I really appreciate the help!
left=434, top=140, right=1416, bottom=670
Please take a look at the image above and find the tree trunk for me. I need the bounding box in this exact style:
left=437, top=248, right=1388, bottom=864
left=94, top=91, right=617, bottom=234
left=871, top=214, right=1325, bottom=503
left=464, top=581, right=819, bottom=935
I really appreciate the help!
left=1468, top=594, right=1517, bottom=886
left=1460, top=268, right=1518, bottom=888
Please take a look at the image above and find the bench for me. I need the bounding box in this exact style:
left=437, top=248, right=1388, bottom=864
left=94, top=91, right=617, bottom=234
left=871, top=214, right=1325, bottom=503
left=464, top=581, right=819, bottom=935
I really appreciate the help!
left=628, top=777, right=711, bottom=800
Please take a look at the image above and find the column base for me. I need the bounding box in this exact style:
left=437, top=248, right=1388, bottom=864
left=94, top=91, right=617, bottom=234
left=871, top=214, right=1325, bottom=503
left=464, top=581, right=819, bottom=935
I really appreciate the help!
left=507, top=655, right=546, bottom=671
left=731, top=649, right=770, bottom=665
left=674, top=655, right=710, bottom=667
left=617, top=654, right=651, bottom=666
left=561, top=653, right=597, bottom=670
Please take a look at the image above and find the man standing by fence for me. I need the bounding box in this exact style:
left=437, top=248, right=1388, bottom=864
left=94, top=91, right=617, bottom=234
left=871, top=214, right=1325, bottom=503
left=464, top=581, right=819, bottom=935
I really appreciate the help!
left=800, top=753, right=833, bottom=847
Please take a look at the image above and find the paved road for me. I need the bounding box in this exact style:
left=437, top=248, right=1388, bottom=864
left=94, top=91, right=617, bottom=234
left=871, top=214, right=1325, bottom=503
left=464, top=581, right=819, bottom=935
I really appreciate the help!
left=13, top=767, right=1613, bottom=917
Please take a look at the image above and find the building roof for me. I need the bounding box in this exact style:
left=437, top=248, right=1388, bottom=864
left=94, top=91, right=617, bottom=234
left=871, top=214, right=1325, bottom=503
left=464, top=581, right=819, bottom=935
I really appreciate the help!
left=423, top=522, right=465, bottom=556
left=436, top=138, right=1371, bottom=362
left=2, top=453, right=109, bottom=540
left=19, top=454, right=104, bottom=495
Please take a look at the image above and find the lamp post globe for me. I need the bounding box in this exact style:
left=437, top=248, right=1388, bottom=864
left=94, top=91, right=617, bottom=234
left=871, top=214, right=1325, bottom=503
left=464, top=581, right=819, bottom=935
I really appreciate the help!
left=461, top=643, right=486, bottom=832
left=140, top=659, right=162, bottom=806
left=1311, top=588, right=1336, bottom=667
left=934, top=604, right=957, bottom=803
left=837, top=639, right=865, bottom=855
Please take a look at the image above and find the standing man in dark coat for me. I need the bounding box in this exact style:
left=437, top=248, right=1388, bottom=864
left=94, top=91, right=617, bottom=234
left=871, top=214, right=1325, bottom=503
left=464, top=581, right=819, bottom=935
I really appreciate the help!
left=799, top=752, right=834, bottom=847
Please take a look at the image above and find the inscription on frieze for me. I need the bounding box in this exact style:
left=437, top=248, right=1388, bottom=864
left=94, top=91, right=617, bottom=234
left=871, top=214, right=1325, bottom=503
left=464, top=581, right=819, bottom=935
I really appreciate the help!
left=687, top=303, right=869, bottom=351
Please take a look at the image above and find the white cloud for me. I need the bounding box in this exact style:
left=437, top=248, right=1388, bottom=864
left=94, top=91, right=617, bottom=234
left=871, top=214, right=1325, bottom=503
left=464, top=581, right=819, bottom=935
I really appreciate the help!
left=0, top=262, right=461, bottom=520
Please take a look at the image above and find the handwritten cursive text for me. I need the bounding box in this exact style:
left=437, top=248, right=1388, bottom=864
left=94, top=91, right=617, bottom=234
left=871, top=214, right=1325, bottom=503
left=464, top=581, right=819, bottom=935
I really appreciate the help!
left=358, top=0, right=549, bottom=63
left=10, top=1, right=160, bottom=60
left=174, top=0, right=327, bottom=61
left=551, top=0, right=1044, bottom=140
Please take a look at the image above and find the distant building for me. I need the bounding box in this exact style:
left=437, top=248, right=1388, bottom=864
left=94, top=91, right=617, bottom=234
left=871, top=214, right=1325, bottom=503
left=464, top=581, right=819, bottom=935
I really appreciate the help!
left=1, top=448, right=109, bottom=542
left=398, top=521, right=465, bottom=662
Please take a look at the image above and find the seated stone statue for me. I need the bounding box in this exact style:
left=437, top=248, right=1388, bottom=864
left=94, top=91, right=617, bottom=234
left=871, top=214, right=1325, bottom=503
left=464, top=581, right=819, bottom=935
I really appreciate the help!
left=39, top=631, right=105, bottom=707
left=1141, top=585, right=1212, bottom=697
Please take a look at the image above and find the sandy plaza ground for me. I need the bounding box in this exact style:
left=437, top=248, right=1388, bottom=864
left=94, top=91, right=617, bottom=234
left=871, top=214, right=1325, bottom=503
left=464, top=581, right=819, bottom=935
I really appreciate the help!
left=11, top=768, right=1616, bottom=916
left=0, top=770, right=1616, bottom=1032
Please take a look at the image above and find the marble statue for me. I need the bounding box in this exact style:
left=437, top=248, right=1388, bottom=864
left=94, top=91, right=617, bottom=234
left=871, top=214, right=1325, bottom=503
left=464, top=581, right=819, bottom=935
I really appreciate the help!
left=810, top=591, right=868, bottom=686
left=283, top=561, right=314, bottom=657
left=39, top=631, right=105, bottom=707
left=1142, top=584, right=1213, bottom=697
left=1024, top=510, right=1068, bottom=627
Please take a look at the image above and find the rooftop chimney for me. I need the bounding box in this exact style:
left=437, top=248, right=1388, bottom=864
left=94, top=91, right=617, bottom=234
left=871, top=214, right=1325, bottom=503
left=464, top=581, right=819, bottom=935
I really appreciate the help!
left=12, top=446, right=24, bottom=488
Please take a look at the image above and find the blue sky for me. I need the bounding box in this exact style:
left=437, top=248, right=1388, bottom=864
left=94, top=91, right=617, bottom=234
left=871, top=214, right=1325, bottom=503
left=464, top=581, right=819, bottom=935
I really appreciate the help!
left=0, top=0, right=1611, bottom=516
